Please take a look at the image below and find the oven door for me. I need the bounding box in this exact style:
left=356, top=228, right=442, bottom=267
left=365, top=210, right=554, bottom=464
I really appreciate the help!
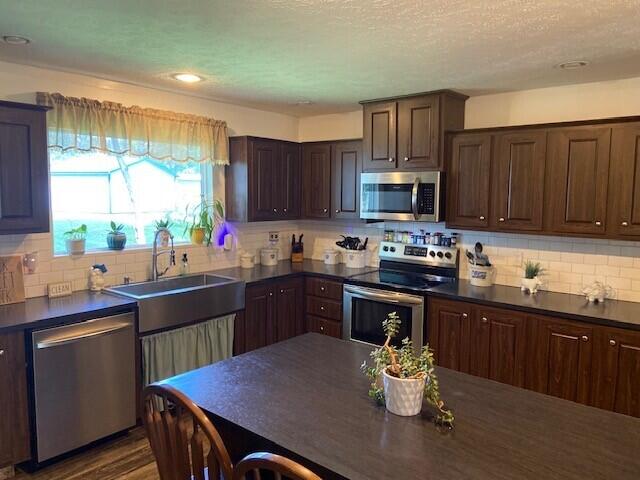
left=343, top=285, right=424, bottom=351
left=360, top=171, right=441, bottom=222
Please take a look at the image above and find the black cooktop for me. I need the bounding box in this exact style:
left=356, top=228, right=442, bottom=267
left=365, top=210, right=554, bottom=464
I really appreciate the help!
left=346, top=269, right=454, bottom=292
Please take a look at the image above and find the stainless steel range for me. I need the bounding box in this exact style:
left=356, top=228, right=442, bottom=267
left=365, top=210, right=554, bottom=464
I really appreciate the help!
left=343, top=241, right=458, bottom=350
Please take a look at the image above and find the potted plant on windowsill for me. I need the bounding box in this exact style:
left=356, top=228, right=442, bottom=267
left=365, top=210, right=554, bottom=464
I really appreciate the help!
left=184, top=198, right=224, bottom=246
left=64, top=224, right=87, bottom=256
left=106, top=221, right=127, bottom=250
left=521, top=260, right=544, bottom=294
left=154, top=218, right=173, bottom=247
left=361, top=312, right=454, bottom=425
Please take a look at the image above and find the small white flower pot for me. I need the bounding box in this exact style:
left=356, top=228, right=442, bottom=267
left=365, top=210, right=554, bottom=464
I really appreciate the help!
left=382, top=369, right=426, bottom=417
left=521, top=277, right=541, bottom=294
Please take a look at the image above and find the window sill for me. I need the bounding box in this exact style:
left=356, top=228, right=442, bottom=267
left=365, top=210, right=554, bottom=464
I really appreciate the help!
left=53, top=240, right=195, bottom=258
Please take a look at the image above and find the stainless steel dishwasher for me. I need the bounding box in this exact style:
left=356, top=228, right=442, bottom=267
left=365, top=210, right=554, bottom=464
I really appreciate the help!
left=31, top=312, right=136, bottom=462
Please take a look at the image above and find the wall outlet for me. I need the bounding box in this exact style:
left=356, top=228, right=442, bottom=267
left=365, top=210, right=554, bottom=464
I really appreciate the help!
left=269, top=231, right=279, bottom=242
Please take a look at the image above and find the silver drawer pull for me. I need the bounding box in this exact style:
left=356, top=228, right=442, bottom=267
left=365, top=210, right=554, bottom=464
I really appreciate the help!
left=481, top=317, right=488, bottom=323
left=609, top=339, right=616, bottom=346
left=622, top=221, right=629, bottom=226
left=388, top=158, right=394, bottom=162
left=499, top=217, right=505, bottom=222
left=595, top=220, right=602, bottom=226
left=479, top=215, right=486, bottom=221
left=581, top=335, right=589, bottom=342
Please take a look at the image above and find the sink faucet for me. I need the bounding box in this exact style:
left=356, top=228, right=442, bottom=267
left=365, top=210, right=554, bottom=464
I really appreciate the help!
left=152, top=228, right=175, bottom=281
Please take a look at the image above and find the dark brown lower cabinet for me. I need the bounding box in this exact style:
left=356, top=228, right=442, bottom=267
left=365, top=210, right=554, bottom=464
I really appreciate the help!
left=274, top=278, right=305, bottom=343
left=304, top=276, right=343, bottom=339
left=0, top=331, right=30, bottom=466
left=427, top=298, right=471, bottom=373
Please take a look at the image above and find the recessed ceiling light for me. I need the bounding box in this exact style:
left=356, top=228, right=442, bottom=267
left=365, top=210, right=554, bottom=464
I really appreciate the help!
left=1, top=35, right=31, bottom=45
left=171, top=73, right=204, bottom=83
left=556, top=60, right=590, bottom=70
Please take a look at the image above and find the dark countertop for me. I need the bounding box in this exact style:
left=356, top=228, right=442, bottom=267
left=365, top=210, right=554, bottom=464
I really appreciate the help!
left=163, top=334, right=640, bottom=480
left=212, top=259, right=378, bottom=285
left=0, top=290, right=137, bottom=334
left=428, top=280, right=640, bottom=331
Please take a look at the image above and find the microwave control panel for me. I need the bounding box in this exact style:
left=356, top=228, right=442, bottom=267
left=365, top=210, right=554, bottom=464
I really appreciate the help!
left=418, top=184, right=435, bottom=214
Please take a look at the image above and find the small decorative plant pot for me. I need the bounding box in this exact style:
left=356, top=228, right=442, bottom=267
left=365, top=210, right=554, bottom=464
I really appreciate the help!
left=382, top=368, right=426, bottom=417
left=107, top=232, right=127, bottom=250
left=521, top=277, right=541, bottom=294
left=190, top=227, right=205, bottom=245
left=65, top=238, right=86, bottom=256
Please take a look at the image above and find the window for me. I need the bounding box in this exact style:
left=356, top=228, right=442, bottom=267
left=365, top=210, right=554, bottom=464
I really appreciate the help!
left=50, top=148, right=210, bottom=254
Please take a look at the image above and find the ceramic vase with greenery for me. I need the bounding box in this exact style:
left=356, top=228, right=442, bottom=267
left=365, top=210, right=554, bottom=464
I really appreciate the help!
left=106, top=221, right=127, bottom=250
left=521, top=260, right=543, bottom=294
left=154, top=218, right=173, bottom=247
left=361, top=312, right=454, bottom=425
left=64, top=224, right=87, bottom=256
left=184, top=198, right=224, bottom=246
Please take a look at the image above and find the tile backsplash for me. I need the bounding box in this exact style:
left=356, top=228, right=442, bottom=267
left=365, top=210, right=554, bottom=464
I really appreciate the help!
left=4, top=219, right=640, bottom=303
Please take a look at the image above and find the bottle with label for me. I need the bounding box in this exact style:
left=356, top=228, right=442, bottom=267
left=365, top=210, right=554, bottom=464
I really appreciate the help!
left=180, top=253, right=190, bottom=276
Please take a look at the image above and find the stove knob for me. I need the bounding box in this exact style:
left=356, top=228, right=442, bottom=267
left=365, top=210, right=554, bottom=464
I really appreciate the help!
left=390, top=246, right=396, bottom=253
left=436, top=251, right=444, bottom=258
left=383, top=246, right=389, bottom=252
left=444, top=252, right=452, bottom=259
left=429, top=251, right=436, bottom=257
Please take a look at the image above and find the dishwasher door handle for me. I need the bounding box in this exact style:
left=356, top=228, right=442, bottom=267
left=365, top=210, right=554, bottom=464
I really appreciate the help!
left=36, top=322, right=132, bottom=349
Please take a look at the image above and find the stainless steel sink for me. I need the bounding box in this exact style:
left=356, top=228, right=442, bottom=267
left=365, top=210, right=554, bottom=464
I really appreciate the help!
left=106, top=273, right=245, bottom=334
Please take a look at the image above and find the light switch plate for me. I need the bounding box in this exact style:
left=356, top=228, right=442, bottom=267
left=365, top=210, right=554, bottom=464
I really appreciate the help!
left=48, top=281, right=73, bottom=299
left=269, top=231, right=279, bottom=242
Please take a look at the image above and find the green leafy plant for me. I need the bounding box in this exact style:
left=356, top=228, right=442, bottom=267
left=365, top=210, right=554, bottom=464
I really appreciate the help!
left=183, top=198, right=224, bottom=246
left=523, top=260, right=544, bottom=279
left=361, top=312, right=454, bottom=426
left=154, top=217, right=173, bottom=230
left=64, top=224, right=87, bottom=239
left=108, top=221, right=125, bottom=234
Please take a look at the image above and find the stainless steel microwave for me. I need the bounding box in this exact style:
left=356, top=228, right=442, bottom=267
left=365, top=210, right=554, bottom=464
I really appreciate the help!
left=360, top=171, right=444, bottom=222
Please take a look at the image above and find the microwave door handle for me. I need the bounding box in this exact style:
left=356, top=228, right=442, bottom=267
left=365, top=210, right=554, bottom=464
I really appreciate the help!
left=411, top=178, right=420, bottom=220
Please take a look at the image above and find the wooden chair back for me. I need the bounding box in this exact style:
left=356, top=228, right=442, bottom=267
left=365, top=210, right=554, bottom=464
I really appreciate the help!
left=142, top=384, right=234, bottom=480
left=232, top=452, right=321, bottom=480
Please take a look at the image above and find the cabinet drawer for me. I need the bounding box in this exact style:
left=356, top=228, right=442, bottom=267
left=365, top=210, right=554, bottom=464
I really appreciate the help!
left=306, top=295, right=342, bottom=321
left=306, top=315, right=342, bottom=339
left=305, top=277, right=343, bottom=300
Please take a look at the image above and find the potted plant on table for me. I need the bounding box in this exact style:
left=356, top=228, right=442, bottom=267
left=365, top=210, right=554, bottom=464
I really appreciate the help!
left=154, top=218, right=173, bottom=247
left=521, top=260, right=544, bottom=294
left=184, top=198, right=224, bottom=246
left=64, top=224, right=87, bottom=256
left=106, top=221, right=127, bottom=250
left=361, top=312, right=454, bottom=425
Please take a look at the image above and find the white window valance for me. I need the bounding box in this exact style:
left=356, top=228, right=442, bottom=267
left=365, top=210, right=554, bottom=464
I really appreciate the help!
left=36, top=92, right=229, bottom=164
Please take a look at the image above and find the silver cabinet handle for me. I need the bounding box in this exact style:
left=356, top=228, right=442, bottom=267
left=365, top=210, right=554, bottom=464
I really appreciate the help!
left=269, top=292, right=273, bottom=297
left=595, top=221, right=602, bottom=226
left=335, top=209, right=340, bottom=213
left=320, top=326, right=324, bottom=332
left=481, top=317, right=488, bottom=323
left=462, top=313, right=468, bottom=318
left=499, top=217, right=505, bottom=222
left=622, top=221, right=629, bottom=226
left=273, top=208, right=277, bottom=213
left=323, top=208, right=328, bottom=213
left=479, top=216, right=486, bottom=221
left=388, top=158, right=394, bottom=162
left=0, top=349, right=4, bottom=357
left=283, top=208, right=287, bottom=213
left=320, top=306, right=325, bottom=311
left=609, top=339, right=616, bottom=346
left=581, top=335, right=589, bottom=342
left=280, top=289, right=284, bottom=293
left=404, top=157, right=409, bottom=162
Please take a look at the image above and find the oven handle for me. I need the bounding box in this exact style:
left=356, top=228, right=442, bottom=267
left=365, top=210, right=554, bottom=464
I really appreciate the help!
left=411, top=178, right=420, bottom=220
left=344, top=285, right=424, bottom=306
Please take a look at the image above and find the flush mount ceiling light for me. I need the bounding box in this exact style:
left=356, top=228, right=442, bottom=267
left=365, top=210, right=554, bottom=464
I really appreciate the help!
left=1, top=35, right=31, bottom=45
left=171, top=73, right=204, bottom=83
left=556, top=60, right=590, bottom=70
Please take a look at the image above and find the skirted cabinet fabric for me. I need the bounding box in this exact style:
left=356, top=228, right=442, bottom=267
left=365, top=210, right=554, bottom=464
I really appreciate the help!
left=142, top=314, right=235, bottom=385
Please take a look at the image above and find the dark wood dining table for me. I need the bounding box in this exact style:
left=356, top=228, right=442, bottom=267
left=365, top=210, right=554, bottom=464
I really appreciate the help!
left=162, top=333, right=640, bottom=480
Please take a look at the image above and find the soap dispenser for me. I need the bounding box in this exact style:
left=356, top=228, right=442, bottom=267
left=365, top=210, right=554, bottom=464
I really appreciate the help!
left=180, top=253, right=190, bottom=276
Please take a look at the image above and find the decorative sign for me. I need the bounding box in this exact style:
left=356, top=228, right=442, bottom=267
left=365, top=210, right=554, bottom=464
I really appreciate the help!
left=48, top=281, right=73, bottom=299
left=0, top=255, right=25, bottom=305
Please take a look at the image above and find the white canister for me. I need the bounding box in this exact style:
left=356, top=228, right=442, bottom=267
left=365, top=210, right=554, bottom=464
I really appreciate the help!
left=260, top=247, right=278, bottom=266
left=323, top=249, right=340, bottom=265
left=469, top=265, right=495, bottom=287
left=345, top=250, right=366, bottom=269
left=240, top=252, right=254, bottom=269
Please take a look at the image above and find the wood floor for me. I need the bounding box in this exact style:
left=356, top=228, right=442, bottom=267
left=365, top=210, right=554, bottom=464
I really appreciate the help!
left=14, top=428, right=159, bottom=480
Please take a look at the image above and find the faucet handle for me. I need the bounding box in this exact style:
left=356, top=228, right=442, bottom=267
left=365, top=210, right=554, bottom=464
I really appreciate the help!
left=170, top=250, right=176, bottom=266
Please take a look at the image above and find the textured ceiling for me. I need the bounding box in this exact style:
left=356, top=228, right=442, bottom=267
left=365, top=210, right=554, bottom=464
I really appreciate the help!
left=1, top=0, right=639, bottom=116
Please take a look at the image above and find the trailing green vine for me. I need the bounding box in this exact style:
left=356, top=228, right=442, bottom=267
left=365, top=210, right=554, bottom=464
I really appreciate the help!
left=360, top=312, right=454, bottom=426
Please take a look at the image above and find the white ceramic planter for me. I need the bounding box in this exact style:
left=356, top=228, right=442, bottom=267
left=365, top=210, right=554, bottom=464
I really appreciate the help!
left=521, top=277, right=541, bottom=294
left=382, top=369, right=426, bottom=416
left=65, top=238, right=86, bottom=256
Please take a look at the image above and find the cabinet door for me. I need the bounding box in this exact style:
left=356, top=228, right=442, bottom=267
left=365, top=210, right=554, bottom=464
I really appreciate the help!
left=303, top=143, right=331, bottom=218
left=427, top=299, right=471, bottom=373
left=592, top=326, right=640, bottom=417
left=280, top=142, right=301, bottom=219
left=0, top=331, right=30, bottom=465
left=274, top=278, right=304, bottom=342
left=249, top=139, right=280, bottom=221
left=547, top=127, right=611, bottom=234
left=609, top=124, right=640, bottom=236
left=244, top=284, right=274, bottom=352
left=471, top=307, right=527, bottom=387
left=397, top=95, right=440, bottom=169
left=0, top=105, right=49, bottom=234
left=528, top=316, right=593, bottom=404
left=331, top=140, right=362, bottom=219
left=363, top=102, right=397, bottom=171
left=447, top=133, right=492, bottom=228
left=491, top=131, right=547, bottom=231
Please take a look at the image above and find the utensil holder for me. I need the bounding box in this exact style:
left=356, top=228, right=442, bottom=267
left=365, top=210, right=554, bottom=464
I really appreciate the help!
left=469, top=265, right=495, bottom=287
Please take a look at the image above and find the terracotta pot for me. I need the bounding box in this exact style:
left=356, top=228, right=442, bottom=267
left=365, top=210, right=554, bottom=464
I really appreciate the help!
left=190, top=227, right=205, bottom=245
left=382, top=368, right=426, bottom=417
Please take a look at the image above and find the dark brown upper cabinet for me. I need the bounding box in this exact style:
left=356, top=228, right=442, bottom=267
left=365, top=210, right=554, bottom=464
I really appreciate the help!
left=0, top=101, right=50, bottom=234
left=547, top=126, right=611, bottom=235
left=491, top=130, right=547, bottom=231
left=362, top=91, right=467, bottom=172
left=447, top=133, right=492, bottom=228
left=609, top=123, right=640, bottom=236
left=226, top=136, right=301, bottom=222
left=331, top=140, right=362, bottom=219
left=302, top=143, right=332, bottom=219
